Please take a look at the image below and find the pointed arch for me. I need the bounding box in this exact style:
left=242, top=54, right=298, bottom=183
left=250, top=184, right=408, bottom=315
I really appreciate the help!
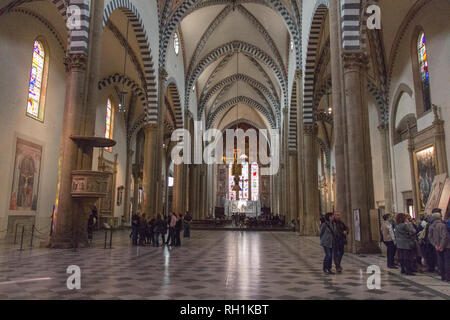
left=207, top=96, right=276, bottom=129
left=186, top=41, right=286, bottom=115
left=103, top=0, right=157, bottom=123
left=198, top=73, right=279, bottom=121
left=165, top=81, right=183, bottom=129
left=288, top=80, right=297, bottom=150
left=303, top=3, right=328, bottom=124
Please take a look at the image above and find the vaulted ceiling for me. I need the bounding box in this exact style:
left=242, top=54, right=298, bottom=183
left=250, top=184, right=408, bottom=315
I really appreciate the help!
left=174, top=1, right=296, bottom=130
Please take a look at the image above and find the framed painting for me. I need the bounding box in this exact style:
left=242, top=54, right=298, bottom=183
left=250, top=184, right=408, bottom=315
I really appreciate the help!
left=424, top=173, right=447, bottom=215
left=413, top=144, right=438, bottom=212
left=9, top=138, right=42, bottom=211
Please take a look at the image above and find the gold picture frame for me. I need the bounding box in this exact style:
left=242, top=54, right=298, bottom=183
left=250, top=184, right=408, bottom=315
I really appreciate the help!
left=413, top=144, right=438, bottom=213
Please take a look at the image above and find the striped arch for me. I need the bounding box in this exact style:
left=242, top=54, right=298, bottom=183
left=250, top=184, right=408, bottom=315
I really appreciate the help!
left=166, top=81, right=183, bottom=129
left=198, top=73, right=279, bottom=121
left=316, top=136, right=331, bottom=168
left=127, top=113, right=146, bottom=145
left=103, top=0, right=157, bottom=123
left=98, top=73, right=147, bottom=106
left=0, top=0, right=67, bottom=20
left=186, top=41, right=286, bottom=115
left=207, top=96, right=276, bottom=130
left=367, top=78, right=388, bottom=125
left=6, top=7, right=66, bottom=53
left=160, top=0, right=302, bottom=70
left=288, top=81, right=297, bottom=150
left=303, top=2, right=328, bottom=124
left=0, top=0, right=89, bottom=54
left=67, top=0, right=90, bottom=55
left=341, top=0, right=362, bottom=51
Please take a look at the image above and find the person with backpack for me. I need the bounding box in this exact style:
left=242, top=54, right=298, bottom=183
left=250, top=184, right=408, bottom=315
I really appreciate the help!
left=183, top=211, right=192, bottom=238
left=320, top=212, right=335, bottom=274
left=174, top=213, right=183, bottom=247
left=422, top=213, right=438, bottom=272
left=332, top=212, right=349, bottom=273
left=381, top=213, right=398, bottom=269
left=395, top=213, right=417, bottom=275
left=131, top=212, right=140, bottom=246
left=428, top=210, right=450, bottom=282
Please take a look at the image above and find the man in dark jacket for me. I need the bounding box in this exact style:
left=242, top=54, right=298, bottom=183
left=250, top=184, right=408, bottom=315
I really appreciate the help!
left=320, top=212, right=335, bottom=274
left=131, top=212, right=140, bottom=246
left=428, top=211, right=450, bottom=282
left=332, top=212, right=349, bottom=273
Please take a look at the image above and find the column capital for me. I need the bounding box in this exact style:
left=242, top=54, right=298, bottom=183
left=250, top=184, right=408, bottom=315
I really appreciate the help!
left=303, top=123, right=318, bottom=136
left=341, top=51, right=369, bottom=70
left=64, top=53, right=88, bottom=72
left=144, top=123, right=159, bottom=133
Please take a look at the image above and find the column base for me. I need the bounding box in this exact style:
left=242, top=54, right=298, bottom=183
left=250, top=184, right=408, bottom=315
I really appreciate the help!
left=352, top=241, right=381, bottom=254
left=47, top=234, right=90, bottom=249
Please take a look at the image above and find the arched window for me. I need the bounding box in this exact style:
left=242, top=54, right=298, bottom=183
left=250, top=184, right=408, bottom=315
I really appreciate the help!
left=27, top=40, right=48, bottom=121
left=174, top=32, right=180, bottom=55
left=105, top=98, right=114, bottom=152
left=417, top=32, right=431, bottom=111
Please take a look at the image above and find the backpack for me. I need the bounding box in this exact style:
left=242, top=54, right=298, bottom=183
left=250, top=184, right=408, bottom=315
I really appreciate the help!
left=445, top=220, right=450, bottom=235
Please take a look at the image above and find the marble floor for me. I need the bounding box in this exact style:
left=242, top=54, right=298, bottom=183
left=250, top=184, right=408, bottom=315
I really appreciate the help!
left=0, top=230, right=448, bottom=300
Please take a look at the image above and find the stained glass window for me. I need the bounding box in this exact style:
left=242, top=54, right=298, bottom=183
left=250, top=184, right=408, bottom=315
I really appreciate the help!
left=105, top=99, right=114, bottom=152
left=228, top=164, right=236, bottom=201
left=251, top=162, right=259, bottom=201
left=174, top=32, right=180, bottom=55
left=239, top=162, right=249, bottom=200
left=27, top=40, right=46, bottom=120
left=417, top=32, right=431, bottom=111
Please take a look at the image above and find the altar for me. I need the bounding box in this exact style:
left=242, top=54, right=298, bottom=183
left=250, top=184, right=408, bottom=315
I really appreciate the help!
left=225, top=199, right=261, bottom=217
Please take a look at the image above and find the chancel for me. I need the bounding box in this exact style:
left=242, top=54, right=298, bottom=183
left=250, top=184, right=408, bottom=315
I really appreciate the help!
left=0, top=0, right=449, bottom=301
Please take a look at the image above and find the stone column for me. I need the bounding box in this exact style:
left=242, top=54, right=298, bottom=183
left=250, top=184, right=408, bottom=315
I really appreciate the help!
left=49, top=54, right=88, bottom=248
left=142, top=123, right=158, bottom=216
left=184, top=164, right=190, bottom=213
left=378, top=123, right=394, bottom=213
left=295, top=70, right=306, bottom=233
left=342, top=52, right=378, bottom=253
left=155, top=69, right=168, bottom=214
left=173, top=163, right=184, bottom=214
left=123, top=149, right=133, bottom=223
left=329, top=0, right=350, bottom=229
left=199, top=165, right=206, bottom=219
left=303, top=124, right=319, bottom=236
left=131, top=167, right=140, bottom=214
left=189, top=165, right=198, bottom=219
left=282, top=108, right=290, bottom=220
left=81, top=0, right=104, bottom=169
left=289, top=150, right=298, bottom=222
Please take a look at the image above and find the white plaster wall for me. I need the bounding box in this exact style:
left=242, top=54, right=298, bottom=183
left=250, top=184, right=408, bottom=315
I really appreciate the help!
left=388, top=1, right=450, bottom=211
left=368, top=98, right=385, bottom=208
left=0, top=13, right=67, bottom=237
left=166, top=31, right=186, bottom=112
left=92, top=90, right=128, bottom=222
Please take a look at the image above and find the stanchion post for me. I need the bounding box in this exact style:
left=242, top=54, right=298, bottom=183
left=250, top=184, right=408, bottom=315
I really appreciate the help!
left=109, top=228, right=113, bottom=248
left=14, top=224, right=19, bottom=244
left=30, top=225, right=35, bottom=248
left=19, top=226, right=25, bottom=251
left=104, top=229, right=108, bottom=249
